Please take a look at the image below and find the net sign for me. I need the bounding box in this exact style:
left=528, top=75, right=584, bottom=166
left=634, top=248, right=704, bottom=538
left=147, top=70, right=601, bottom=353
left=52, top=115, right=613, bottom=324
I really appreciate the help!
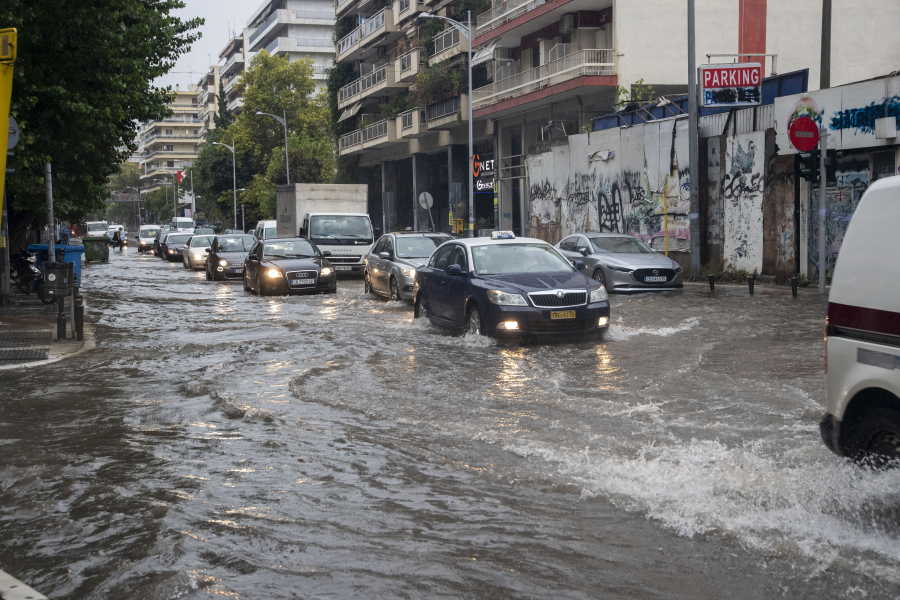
left=700, top=63, right=762, bottom=108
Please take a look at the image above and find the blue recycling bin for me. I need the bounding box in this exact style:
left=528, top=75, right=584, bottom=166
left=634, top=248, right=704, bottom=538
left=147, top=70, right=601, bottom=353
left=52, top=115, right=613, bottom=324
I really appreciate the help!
left=26, top=244, right=85, bottom=288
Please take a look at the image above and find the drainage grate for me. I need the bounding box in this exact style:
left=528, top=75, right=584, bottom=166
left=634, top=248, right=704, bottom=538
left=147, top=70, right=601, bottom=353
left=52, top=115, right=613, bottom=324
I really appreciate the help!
left=0, top=349, right=50, bottom=364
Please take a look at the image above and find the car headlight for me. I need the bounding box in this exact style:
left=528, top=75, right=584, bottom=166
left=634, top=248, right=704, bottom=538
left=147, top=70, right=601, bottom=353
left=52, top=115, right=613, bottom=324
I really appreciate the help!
left=487, top=290, right=528, bottom=306
left=590, top=286, right=608, bottom=303
left=168, top=249, right=174, bottom=254
left=219, top=259, right=227, bottom=266
left=267, top=269, right=281, bottom=278
left=320, top=267, right=333, bottom=276
left=608, top=265, right=632, bottom=273
left=674, top=265, right=683, bottom=273
left=401, top=267, right=415, bottom=278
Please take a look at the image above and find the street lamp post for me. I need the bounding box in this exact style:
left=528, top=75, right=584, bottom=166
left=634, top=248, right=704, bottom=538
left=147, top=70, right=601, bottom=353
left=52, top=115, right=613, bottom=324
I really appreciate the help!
left=256, top=110, right=290, bottom=185
left=417, top=12, right=473, bottom=237
left=212, top=141, right=239, bottom=229
left=237, top=188, right=247, bottom=231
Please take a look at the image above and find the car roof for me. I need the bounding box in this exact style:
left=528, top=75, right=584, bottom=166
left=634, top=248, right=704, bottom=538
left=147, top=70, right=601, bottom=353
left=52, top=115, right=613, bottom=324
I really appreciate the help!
left=261, top=237, right=307, bottom=243
left=578, top=232, right=633, bottom=238
left=451, top=236, right=552, bottom=248
left=389, top=232, right=452, bottom=237
left=217, top=233, right=253, bottom=238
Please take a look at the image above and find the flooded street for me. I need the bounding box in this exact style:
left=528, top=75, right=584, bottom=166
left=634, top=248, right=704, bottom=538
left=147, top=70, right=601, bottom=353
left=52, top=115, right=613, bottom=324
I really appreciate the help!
left=2, top=247, right=899, bottom=599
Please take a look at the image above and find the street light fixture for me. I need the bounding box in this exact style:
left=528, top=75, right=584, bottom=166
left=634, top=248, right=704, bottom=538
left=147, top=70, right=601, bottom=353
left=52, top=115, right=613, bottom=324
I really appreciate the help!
left=417, top=11, right=473, bottom=237
left=212, top=141, right=239, bottom=229
left=256, top=110, right=290, bottom=185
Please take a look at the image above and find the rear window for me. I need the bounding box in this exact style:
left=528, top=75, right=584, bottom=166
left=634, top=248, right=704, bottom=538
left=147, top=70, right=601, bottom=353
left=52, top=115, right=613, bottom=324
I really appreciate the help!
left=167, top=234, right=192, bottom=243
left=265, top=227, right=277, bottom=239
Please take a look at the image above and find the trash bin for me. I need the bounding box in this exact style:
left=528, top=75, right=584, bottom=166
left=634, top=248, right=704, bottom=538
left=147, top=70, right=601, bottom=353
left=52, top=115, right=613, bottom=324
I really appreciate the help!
left=82, top=235, right=110, bottom=262
left=43, top=262, right=72, bottom=299
left=57, top=245, right=85, bottom=288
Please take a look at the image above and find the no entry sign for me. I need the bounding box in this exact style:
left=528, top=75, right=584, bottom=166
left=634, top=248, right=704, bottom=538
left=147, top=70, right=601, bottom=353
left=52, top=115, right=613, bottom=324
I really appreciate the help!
left=788, top=116, right=819, bottom=152
left=699, top=63, right=762, bottom=108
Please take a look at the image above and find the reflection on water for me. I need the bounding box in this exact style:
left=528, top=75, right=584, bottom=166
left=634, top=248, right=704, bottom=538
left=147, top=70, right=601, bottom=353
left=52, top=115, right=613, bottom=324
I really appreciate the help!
left=0, top=249, right=897, bottom=599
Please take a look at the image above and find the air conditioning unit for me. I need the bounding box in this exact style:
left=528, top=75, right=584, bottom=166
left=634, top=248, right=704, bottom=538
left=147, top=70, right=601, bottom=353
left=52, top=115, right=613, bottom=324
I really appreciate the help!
left=559, top=13, right=575, bottom=34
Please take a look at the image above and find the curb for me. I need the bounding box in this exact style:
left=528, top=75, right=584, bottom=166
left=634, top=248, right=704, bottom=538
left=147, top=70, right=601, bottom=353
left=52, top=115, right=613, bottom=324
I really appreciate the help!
left=0, top=569, right=47, bottom=600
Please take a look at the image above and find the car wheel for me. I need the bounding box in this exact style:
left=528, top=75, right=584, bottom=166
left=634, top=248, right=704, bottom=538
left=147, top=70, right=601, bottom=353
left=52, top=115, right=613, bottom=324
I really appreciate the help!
left=465, top=304, right=483, bottom=336
left=414, top=294, right=427, bottom=319
left=243, top=273, right=251, bottom=292
left=847, top=407, right=900, bottom=467
left=205, top=265, right=212, bottom=281
left=364, top=271, right=373, bottom=294
left=182, top=257, right=189, bottom=268
left=389, top=276, right=400, bottom=301
left=592, top=268, right=606, bottom=287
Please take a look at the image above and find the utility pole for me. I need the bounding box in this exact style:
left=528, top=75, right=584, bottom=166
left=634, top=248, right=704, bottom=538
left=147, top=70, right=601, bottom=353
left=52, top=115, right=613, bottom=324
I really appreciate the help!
left=818, top=128, right=828, bottom=294
left=687, top=0, right=700, bottom=278
left=820, top=0, right=832, bottom=90
left=45, top=163, right=55, bottom=259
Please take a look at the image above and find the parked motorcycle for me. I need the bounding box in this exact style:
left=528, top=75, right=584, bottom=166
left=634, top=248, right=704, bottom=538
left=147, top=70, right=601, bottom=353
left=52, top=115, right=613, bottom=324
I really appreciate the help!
left=10, top=249, right=53, bottom=304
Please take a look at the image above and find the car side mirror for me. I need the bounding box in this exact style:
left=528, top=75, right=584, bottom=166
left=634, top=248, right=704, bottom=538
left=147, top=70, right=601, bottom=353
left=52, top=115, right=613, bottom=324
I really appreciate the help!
left=446, top=264, right=463, bottom=276
left=378, top=251, right=391, bottom=260
left=204, top=248, right=211, bottom=253
left=323, top=251, right=331, bottom=257
left=573, top=260, right=586, bottom=271
left=579, top=248, right=590, bottom=256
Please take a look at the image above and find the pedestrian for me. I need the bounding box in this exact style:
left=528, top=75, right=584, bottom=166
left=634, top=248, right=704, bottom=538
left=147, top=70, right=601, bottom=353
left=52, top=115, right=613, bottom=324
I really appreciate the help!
left=112, top=227, right=124, bottom=251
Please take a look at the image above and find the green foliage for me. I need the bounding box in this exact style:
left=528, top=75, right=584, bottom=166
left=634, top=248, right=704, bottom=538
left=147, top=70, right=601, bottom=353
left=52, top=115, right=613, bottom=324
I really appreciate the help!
left=418, top=19, right=445, bottom=50
left=2, top=0, right=202, bottom=243
left=214, top=79, right=232, bottom=129
left=702, top=260, right=760, bottom=283
left=379, top=93, right=409, bottom=121
left=454, top=0, right=491, bottom=22
left=333, top=16, right=357, bottom=44
left=411, top=61, right=461, bottom=107
left=616, top=78, right=657, bottom=105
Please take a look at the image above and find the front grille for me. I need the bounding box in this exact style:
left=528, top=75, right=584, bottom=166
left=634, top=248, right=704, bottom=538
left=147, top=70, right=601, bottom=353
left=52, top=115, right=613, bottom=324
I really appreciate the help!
left=527, top=318, right=593, bottom=333
left=328, top=256, right=361, bottom=264
left=528, top=291, right=587, bottom=308
left=632, top=268, right=676, bottom=282
left=286, top=271, right=318, bottom=287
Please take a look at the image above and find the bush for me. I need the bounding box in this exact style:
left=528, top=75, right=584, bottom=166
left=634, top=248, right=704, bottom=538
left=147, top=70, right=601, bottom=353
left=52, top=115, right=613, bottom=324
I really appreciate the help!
left=701, top=260, right=759, bottom=283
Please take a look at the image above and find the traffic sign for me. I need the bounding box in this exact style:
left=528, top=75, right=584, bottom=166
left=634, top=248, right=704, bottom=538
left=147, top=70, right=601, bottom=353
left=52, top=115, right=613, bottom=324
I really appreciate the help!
left=699, top=63, right=762, bottom=107
left=789, top=116, right=819, bottom=152
left=418, top=191, right=433, bottom=209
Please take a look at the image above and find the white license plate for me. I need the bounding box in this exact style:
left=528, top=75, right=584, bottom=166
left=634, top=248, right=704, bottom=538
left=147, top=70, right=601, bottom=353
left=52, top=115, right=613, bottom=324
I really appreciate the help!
left=334, top=266, right=352, bottom=271
left=644, top=276, right=667, bottom=282
left=291, top=278, right=314, bottom=286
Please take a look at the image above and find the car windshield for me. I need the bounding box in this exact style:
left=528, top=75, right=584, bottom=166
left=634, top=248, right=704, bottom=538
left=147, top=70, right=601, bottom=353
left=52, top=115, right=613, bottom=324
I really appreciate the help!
left=191, top=236, right=213, bottom=248
left=309, top=216, right=373, bottom=240
left=471, top=243, right=573, bottom=275
left=167, top=234, right=192, bottom=243
left=218, top=237, right=254, bottom=252
left=87, top=223, right=107, bottom=232
left=263, top=240, right=318, bottom=259
left=396, top=236, right=451, bottom=258
left=140, top=228, right=160, bottom=237
left=265, top=227, right=277, bottom=238
left=589, top=236, right=654, bottom=253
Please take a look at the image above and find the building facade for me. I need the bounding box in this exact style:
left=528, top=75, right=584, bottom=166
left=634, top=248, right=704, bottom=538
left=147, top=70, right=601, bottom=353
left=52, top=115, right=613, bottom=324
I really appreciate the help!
left=137, top=85, right=202, bottom=193
left=246, top=0, right=336, bottom=91
left=219, top=34, right=251, bottom=117
left=197, top=65, right=221, bottom=140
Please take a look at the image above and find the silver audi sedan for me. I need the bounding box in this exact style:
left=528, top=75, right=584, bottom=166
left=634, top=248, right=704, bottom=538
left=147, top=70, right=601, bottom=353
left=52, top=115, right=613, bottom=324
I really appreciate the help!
left=556, top=233, right=684, bottom=292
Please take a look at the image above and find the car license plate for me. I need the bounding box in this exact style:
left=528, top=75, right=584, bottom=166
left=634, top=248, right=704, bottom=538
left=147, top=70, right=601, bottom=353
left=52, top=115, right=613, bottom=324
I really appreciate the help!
left=335, top=266, right=352, bottom=271
left=551, top=310, right=576, bottom=320
left=233, top=268, right=242, bottom=274
left=291, top=278, right=314, bottom=286
left=644, top=276, right=667, bottom=282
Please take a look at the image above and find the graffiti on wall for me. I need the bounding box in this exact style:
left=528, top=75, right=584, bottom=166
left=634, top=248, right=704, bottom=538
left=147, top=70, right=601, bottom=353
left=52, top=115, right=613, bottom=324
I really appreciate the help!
left=723, top=132, right=765, bottom=271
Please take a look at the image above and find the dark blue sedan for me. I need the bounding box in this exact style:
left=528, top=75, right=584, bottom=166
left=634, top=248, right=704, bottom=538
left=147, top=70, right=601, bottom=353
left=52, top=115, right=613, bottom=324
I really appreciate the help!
left=412, top=233, right=610, bottom=338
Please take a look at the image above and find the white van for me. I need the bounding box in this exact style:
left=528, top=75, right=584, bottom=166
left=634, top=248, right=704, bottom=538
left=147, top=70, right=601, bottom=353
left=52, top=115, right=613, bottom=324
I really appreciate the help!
left=820, top=175, right=900, bottom=464
left=170, top=217, right=195, bottom=232
left=253, top=220, right=278, bottom=240
left=86, top=221, right=108, bottom=235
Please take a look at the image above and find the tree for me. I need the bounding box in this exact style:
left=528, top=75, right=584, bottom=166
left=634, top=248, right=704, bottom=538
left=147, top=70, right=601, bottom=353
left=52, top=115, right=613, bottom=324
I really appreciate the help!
left=214, top=79, right=232, bottom=130
left=2, top=0, right=202, bottom=247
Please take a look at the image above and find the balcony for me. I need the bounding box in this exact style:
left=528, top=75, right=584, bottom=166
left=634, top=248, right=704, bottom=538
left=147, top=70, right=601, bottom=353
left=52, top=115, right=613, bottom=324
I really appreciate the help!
left=267, top=37, right=335, bottom=56
left=395, top=48, right=424, bottom=82
left=360, top=9, right=396, bottom=45
left=227, top=97, right=244, bottom=113
left=140, top=149, right=199, bottom=160
left=250, top=9, right=337, bottom=52
left=426, top=94, right=468, bottom=129
left=336, top=27, right=360, bottom=62
left=141, top=132, right=203, bottom=146
left=475, top=0, right=548, bottom=37
left=336, top=0, right=355, bottom=17
left=429, top=28, right=468, bottom=63
left=361, top=119, right=399, bottom=149
left=397, top=108, right=428, bottom=138
left=393, top=0, right=426, bottom=25
left=472, top=49, right=615, bottom=110
left=338, top=64, right=405, bottom=109
left=221, top=53, right=245, bottom=77
left=339, top=129, right=363, bottom=156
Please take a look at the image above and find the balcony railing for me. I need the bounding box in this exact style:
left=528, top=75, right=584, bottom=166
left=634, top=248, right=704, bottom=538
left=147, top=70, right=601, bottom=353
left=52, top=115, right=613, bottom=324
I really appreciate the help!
left=312, top=65, right=331, bottom=75
left=249, top=11, right=278, bottom=44
left=399, top=0, right=410, bottom=12
left=339, top=79, right=361, bottom=104
left=427, top=96, right=460, bottom=121
left=399, top=50, right=414, bottom=72
left=339, top=129, right=362, bottom=150
left=337, top=27, right=360, bottom=55
left=400, top=108, right=424, bottom=130
left=363, top=119, right=388, bottom=142
left=337, top=0, right=354, bottom=8
left=296, top=38, right=334, bottom=47
left=431, top=28, right=459, bottom=56
left=476, top=0, right=547, bottom=35
left=361, top=65, right=387, bottom=92
left=360, top=10, right=386, bottom=39
left=266, top=39, right=280, bottom=54
left=473, top=49, right=615, bottom=109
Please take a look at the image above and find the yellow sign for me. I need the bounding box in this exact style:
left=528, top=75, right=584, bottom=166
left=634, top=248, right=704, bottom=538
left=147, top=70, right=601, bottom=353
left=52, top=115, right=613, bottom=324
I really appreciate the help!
left=0, top=29, right=16, bottom=63
left=0, top=29, right=17, bottom=233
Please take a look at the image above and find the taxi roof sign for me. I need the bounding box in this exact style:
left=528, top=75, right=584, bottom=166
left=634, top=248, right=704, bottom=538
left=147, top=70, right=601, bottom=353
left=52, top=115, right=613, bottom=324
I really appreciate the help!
left=0, top=29, right=17, bottom=63
left=491, top=231, right=515, bottom=239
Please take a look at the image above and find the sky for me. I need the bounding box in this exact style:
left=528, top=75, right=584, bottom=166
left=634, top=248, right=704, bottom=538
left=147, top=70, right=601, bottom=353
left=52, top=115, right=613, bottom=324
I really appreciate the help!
left=154, top=0, right=264, bottom=90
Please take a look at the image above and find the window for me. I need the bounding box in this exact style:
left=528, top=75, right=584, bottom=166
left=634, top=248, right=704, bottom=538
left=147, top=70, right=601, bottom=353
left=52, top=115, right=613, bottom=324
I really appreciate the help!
left=448, top=246, right=468, bottom=271
left=575, top=237, right=589, bottom=254
left=372, top=237, right=386, bottom=255
left=430, top=244, right=454, bottom=270
left=165, top=129, right=173, bottom=135
left=164, top=145, right=174, bottom=151
left=383, top=238, right=394, bottom=259
left=531, top=45, right=540, bottom=68
left=559, top=237, right=576, bottom=251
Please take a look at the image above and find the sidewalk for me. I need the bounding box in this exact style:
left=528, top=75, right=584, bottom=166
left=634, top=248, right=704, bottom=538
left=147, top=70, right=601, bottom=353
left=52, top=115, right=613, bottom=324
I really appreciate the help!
left=0, top=288, right=94, bottom=370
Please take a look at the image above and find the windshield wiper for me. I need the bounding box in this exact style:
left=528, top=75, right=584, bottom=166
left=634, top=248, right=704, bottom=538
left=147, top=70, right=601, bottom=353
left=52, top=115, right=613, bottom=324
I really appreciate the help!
left=265, top=254, right=288, bottom=259
left=284, top=254, right=313, bottom=258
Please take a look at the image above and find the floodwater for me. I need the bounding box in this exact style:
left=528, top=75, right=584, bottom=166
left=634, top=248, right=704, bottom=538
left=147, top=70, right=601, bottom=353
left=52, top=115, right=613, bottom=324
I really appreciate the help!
left=1, top=247, right=899, bottom=599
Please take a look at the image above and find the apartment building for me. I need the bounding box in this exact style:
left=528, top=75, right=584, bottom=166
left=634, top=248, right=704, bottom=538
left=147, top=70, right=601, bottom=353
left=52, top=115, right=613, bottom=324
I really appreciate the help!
left=138, top=85, right=202, bottom=193
left=197, top=65, right=221, bottom=140
left=246, top=0, right=336, bottom=91
left=334, top=0, right=900, bottom=237
left=219, top=34, right=251, bottom=117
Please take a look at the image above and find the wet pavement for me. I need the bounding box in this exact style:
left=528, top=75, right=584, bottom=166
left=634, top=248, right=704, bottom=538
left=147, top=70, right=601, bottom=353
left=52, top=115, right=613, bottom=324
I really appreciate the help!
left=1, top=247, right=898, bottom=599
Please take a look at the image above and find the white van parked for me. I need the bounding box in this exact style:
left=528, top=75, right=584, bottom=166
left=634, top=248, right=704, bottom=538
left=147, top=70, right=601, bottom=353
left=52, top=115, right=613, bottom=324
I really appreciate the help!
left=821, top=175, right=900, bottom=464
left=253, top=220, right=278, bottom=240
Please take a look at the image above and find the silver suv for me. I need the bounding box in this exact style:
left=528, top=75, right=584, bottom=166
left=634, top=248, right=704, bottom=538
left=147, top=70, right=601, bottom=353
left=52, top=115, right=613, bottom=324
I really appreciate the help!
left=364, top=232, right=452, bottom=301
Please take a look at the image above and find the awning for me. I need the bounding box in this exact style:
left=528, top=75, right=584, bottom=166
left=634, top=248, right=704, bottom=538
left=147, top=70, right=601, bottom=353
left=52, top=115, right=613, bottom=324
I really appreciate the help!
left=471, top=40, right=499, bottom=67
left=338, top=102, right=362, bottom=123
